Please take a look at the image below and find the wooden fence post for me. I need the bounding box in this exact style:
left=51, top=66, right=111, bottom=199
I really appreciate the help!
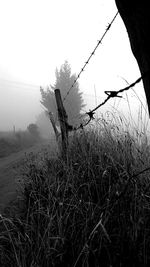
left=48, top=111, right=60, bottom=142
left=54, top=89, right=68, bottom=158
left=48, top=111, right=61, bottom=152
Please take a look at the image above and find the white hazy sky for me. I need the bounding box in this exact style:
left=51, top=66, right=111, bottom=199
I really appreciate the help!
left=0, top=0, right=148, bottom=131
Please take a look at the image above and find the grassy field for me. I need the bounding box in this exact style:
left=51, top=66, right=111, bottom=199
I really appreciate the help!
left=0, top=114, right=150, bottom=266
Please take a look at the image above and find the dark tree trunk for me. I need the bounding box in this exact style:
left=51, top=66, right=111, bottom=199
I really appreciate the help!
left=115, top=0, right=150, bottom=114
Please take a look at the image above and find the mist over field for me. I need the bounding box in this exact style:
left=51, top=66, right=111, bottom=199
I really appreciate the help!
left=0, top=78, right=149, bottom=137
left=0, top=0, right=149, bottom=137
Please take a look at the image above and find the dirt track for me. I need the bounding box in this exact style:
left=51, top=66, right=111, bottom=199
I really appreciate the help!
left=0, top=141, right=54, bottom=213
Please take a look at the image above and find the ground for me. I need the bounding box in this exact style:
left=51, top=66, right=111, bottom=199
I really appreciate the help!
left=0, top=140, right=56, bottom=213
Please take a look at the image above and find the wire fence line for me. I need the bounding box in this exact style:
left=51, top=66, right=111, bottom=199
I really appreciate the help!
left=63, top=12, right=119, bottom=102
left=39, top=10, right=148, bottom=133
left=71, top=71, right=149, bottom=131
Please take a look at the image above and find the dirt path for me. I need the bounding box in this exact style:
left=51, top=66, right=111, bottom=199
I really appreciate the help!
left=0, top=141, right=55, bottom=214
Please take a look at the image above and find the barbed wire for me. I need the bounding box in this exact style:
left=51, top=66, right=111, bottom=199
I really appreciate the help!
left=63, top=11, right=119, bottom=102
left=69, top=71, right=149, bottom=131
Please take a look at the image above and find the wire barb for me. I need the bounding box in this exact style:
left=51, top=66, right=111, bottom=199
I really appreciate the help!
left=105, top=91, right=122, bottom=98
left=72, top=70, right=149, bottom=131
left=86, top=110, right=95, bottom=120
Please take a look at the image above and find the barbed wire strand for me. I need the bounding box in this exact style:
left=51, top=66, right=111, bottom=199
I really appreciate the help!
left=72, top=71, right=149, bottom=131
left=63, top=12, right=119, bottom=102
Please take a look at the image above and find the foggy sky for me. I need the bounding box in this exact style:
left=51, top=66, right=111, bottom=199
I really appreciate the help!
left=0, top=0, right=148, bottom=132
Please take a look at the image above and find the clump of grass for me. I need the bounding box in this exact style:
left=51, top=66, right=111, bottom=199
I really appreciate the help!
left=1, top=115, right=150, bottom=266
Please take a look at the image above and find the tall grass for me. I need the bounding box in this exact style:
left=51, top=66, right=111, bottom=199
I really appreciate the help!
left=1, top=114, right=150, bottom=266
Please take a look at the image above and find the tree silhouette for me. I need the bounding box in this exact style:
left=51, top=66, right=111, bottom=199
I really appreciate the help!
left=40, top=61, right=85, bottom=126
left=115, top=0, right=150, bottom=115
left=36, top=111, right=54, bottom=139
left=27, top=123, right=40, bottom=139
